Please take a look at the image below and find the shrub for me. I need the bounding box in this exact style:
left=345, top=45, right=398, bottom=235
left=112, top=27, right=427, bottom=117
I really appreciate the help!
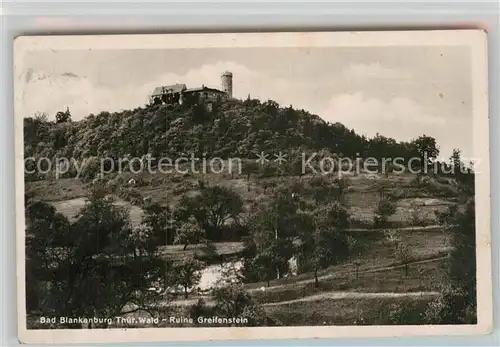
left=409, top=202, right=425, bottom=226
left=424, top=287, right=477, bottom=324
left=388, top=301, right=426, bottom=325
left=170, top=175, right=183, bottom=183
left=374, top=198, right=396, bottom=228
left=79, top=157, right=102, bottom=182
left=213, top=285, right=269, bottom=326
left=189, top=299, right=214, bottom=325
left=117, top=187, right=143, bottom=205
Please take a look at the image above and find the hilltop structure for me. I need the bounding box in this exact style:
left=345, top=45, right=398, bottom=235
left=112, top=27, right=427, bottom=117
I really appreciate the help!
left=220, top=71, right=233, bottom=98
left=150, top=71, right=233, bottom=108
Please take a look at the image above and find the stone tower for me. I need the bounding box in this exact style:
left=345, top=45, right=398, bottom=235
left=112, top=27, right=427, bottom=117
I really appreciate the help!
left=221, top=71, right=233, bottom=98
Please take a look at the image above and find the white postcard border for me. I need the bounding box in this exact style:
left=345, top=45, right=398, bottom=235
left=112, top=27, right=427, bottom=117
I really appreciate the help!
left=14, top=30, right=492, bottom=344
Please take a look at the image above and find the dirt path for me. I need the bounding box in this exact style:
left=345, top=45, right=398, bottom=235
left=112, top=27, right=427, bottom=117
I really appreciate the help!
left=167, top=298, right=211, bottom=307
left=166, top=255, right=448, bottom=307
left=348, top=225, right=444, bottom=232
left=247, top=255, right=449, bottom=293
left=263, top=291, right=440, bottom=307
left=168, top=289, right=441, bottom=308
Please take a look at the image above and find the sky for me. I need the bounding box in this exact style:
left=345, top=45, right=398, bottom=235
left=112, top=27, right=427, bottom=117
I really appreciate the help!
left=19, top=46, right=472, bottom=159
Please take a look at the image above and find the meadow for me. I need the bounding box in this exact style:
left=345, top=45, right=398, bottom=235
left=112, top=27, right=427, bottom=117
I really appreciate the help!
left=25, top=168, right=459, bottom=326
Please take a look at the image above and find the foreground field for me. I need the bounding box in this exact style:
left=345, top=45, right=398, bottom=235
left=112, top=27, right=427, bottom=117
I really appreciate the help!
left=25, top=170, right=459, bottom=327
left=265, top=296, right=434, bottom=326
left=140, top=255, right=447, bottom=328
left=250, top=256, right=448, bottom=305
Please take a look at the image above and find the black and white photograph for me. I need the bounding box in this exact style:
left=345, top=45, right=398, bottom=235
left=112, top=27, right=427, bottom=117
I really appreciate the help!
left=14, top=31, right=492, bottom=343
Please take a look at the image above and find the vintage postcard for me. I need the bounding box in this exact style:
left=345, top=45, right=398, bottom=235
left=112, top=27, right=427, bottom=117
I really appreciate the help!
left=14, top=30, right=492, bottom=344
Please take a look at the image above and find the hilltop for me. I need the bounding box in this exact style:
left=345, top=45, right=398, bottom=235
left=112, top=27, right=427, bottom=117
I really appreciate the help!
left=23, top=97, right=443, bottom=181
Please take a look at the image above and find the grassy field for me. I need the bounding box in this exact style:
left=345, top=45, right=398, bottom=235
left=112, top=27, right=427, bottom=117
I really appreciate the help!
left=26, top=170, right=458, bottom=327
left=265, top=296, right=434, bottom=326
left=250, top=257, right=448, bottom=305
left=26, top=170, right=458, bottom=227
left=26, top=178, right=89, bottom=201
left=158, top=242, right=245, bottom=263
left=49, top=196, right=144, bottom=224
left=244, top=229, right=451, bottom=290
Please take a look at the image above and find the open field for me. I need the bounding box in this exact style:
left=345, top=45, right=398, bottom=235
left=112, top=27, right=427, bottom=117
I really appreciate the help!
left=145, top=255, right=447, bottom=327
left=168, top=255, right=448, bottom=306
left=244, top=228, right=451, bottom=290
left=265, top=296, right=434, bottom=326
left=26, top=170, right=459, bottom=228
left=26, top=178, right=88, bottom=202
left=250, top=256, right=448, bottom=305
left=50, top=197, right=144, bottom=224
left=157, top=242, right=245, bottom=263
left=158, top=227, right=451, bottom=326
left=26, top=170, right=459, bottom=327
left=75, top=292, right=435, bottom=328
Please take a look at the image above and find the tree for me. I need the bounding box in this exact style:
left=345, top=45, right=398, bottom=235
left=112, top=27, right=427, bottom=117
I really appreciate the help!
left=242, top=191, right=305, bottom=285
left=172, top=259, right=203, bottom=299
left=333, top=176, right=350, bottom=203
left=142, top=203, right=174, bottom=245
left=55, top=107, right=72, bottom=123
left=425, top=199, right=476, bottom=324
left=374, top=197, right=396, bottom=228
left=450, top=148, right=463, bottom=174
left=25, top=187, right=167, bottom=328
left=173, top=217, right=203, bottom=250
left=34, top=111, right=48, bottom=122
left=189, top=298, right=214, bottom=325
left=25, top=197, right=71, bottom=313
left=215, top=261, right=245, bottom=287
left=393, top=242, right=413, bottom=277
left=449, top=148, right=475, bottom=193
left=242, top=251, right=275, bottom=286
left=298, top=202, right=351, bottom=287
left=308, top=176, right=335, bottom=204
left=212, top=285, right=268, bottom=326
left=242, top=161, right=259, bottom=182
left=242, top=217, right=295, bottom=286
left=178, top=186, right=243, bottom=241
left=410, top=135, right=439, bottom=173
left=189, top=284, right=273, bottom=327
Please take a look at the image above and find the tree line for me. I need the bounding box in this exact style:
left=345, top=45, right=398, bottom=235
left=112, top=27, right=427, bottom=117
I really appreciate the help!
left=25, top=176, right=356, bottom=328
left=25, top=184, right=273, bottom=328
left=24, top=99, right=442, bottom=181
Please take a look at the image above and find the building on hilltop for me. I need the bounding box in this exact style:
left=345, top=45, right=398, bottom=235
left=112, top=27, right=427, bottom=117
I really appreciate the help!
left=150, top=71, right=233, bottom=110
left=150, top=83, right=186, bottom=104
left=221, top=71, right=233, bottom=98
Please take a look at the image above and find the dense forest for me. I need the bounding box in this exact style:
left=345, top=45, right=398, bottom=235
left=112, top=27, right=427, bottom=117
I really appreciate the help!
left=24, top=98, right=442, bottom=180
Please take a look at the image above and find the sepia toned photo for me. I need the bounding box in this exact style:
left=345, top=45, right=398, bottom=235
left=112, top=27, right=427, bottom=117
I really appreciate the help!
left=14, top=31, right=492, bottom=344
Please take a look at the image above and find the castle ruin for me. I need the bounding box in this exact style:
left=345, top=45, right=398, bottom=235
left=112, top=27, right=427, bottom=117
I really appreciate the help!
left=150, top=71, right=233, bottom=108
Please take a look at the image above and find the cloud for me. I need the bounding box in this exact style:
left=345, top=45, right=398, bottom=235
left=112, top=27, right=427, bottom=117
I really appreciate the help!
left=147, top=61, right=306, bottom=105
left=18, top=63, right=468, bottom=159
left=19, top=71, right=145, bottom=120
left=322, top=91, right=448, bottom=142
left=342, top=63, right=413, bottom=80
left=19, top=61, right=310, bottom=120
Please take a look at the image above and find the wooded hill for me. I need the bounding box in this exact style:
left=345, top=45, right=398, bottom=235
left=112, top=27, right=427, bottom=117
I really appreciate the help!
left=24, top=98, right=440, bottom=176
